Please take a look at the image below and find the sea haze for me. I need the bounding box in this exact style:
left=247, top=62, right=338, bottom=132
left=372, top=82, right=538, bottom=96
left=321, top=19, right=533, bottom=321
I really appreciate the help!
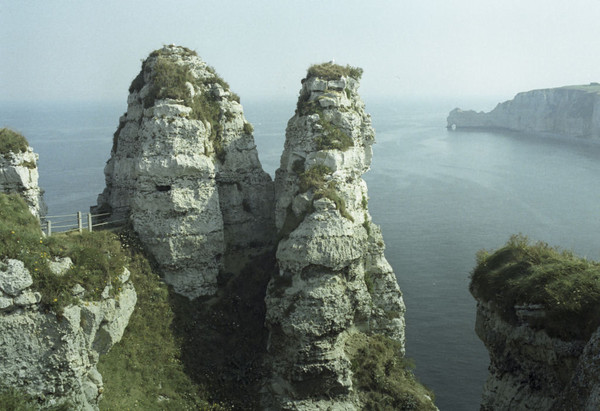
left=2, top=98, right=600, bottom=410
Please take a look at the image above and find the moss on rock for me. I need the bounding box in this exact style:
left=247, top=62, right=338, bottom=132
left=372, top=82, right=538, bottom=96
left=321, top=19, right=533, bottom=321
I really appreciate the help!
left=471, top=234, right=600, bottom=340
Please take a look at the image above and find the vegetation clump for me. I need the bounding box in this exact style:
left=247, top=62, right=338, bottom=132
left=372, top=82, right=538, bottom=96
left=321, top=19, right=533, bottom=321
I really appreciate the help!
left=0, top=194, right=125, bottom=312
left=298, top=164, right=332, bottom=193
left=349, top=334, right=436, bottom=410
left=0, top=128, right=29, bottom=158
left=126, top=47, right=236, bottom=163
left=294, top=93, right=354, bottom=151
left=306, top=62, right=363, bottom=81
left=315, top=116, right=354, bottom=151
left=471, top=234, right=600, bottom=340
left=0, top=388, right=70, bottom=411
left=297, top=165, right=354, bottom=221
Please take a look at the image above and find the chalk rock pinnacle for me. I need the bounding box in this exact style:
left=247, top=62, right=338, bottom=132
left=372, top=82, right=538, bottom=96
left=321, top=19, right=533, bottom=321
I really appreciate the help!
left=94, top=45, right=274, bottom=298
left=262, top=63, right=428, bottom=410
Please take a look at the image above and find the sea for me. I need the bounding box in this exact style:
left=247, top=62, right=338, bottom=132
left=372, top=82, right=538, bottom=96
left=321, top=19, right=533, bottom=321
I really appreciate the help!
left=2, top=97, right=600, bottom=410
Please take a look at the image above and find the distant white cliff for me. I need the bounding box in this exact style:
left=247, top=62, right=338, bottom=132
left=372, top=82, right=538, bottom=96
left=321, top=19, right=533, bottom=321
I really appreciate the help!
left=447, top=84, right=600, bottom=139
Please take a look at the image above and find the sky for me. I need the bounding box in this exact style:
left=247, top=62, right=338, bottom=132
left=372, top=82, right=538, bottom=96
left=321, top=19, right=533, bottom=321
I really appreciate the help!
left=2, top=0, right=600, bottom=105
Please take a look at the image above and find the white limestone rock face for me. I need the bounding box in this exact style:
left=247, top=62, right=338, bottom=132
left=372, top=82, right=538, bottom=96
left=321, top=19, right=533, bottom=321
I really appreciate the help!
left=263, top=66, right=413, bottom=410
left=447, top=84, right=600, bottom=139
left=0, top=137, right=47, bottom=218
left=0, top=263, right=136, bottom=410
left=475, top=299, right=600, bottom=410
left=474, top=300, right=585, bottom=410
left=94, top=45, right=274, bottom=299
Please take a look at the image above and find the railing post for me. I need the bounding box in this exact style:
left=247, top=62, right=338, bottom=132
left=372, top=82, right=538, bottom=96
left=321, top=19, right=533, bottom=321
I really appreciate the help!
left=88, top=213, right=93, bottom=232
left=47, top=220, right=52, bottom=237
left=78, top=211, right=83, bottom=233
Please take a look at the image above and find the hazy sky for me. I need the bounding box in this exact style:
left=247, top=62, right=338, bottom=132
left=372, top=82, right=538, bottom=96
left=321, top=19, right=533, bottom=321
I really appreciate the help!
left=2, top=0, right=600, bottom=104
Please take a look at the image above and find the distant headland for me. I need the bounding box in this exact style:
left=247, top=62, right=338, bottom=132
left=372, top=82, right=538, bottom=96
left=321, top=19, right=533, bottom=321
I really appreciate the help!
left=447, top=83, right=600, bottom=139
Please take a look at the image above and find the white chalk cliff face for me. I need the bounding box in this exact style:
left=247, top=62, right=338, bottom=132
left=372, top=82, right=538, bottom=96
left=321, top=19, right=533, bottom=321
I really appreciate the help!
left=0, top=259, right=136, bottom=410
left=94, top=46, right=274, bottom=299
left=0, top=133, right=47, bottom=219
left=447, top=84, right=600, bottom=139
left=262, top=68, right=412, bottom=410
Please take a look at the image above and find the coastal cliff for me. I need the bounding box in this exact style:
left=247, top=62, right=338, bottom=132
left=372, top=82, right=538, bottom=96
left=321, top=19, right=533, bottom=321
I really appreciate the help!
left=447, top=84, right=600, bottom=138
left=471, top=235, right=600, bottom=410
left=89, top=47, right=436, bottom=409
left=262, top=64, right=435, bottom=410
left=0, top=194, right=136, bottom=410
left=0, top=128, right=47, bottom=218
left=94, top=45, right=274, bottom=299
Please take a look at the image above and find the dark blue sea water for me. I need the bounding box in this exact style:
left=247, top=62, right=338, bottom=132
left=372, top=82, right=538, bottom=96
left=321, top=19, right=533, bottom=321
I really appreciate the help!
left=3, top=98, right=600, bottom=410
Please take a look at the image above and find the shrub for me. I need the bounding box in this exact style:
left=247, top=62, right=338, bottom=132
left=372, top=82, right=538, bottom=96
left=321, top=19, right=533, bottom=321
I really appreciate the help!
left=0, top=128, right=29, bottom=157
left=363, top=271, right=374, bottom=295
left=297, top=166, right=353, bottom=221
left=315, top=117, right=354, bottom=151
left=19, top=160, right=36, bottom=169
left=363, top=213, right=371, bottom=235
left=243, top=122, right=254, bottom=134
left=294, top=97, right=354, bottom=151
left=306, top=63, right=363, bottom=81
left=128, top=68, right=145, bottom=93
left=349, top=334, right=436, bottom=410
left=143, top=56, right=192, bottom=108
left=470, top=234, right=600, bottom=340
left=298, top=164, right=332, bottom=193
left=0, top=387, right=71, bottom=411
left=314, top=183, right=354, bottom=222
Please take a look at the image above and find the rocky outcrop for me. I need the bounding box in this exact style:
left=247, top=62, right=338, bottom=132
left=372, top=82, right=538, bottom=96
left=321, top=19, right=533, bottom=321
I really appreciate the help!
left=471, top=236, right=600, bottom=410
left=0, top=258, right=136, bottom=410
left=94, top=45, right=274, bottom=299
left=0, top=128, right=47, bottom=218
left=474, top=300, right=600, bottom=411
left=474, top=300, right=585, bottom=410
left=447, top=84, right=600, bottom=138
left=262, top=64, right=435, bottom=410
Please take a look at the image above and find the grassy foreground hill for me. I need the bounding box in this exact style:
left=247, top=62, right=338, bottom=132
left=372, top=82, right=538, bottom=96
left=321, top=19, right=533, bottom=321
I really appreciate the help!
left=0, top=193, right=220, bottom=410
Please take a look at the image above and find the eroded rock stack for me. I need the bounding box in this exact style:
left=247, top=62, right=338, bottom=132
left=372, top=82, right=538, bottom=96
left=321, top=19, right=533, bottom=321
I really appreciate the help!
left=447, top=84, right=600, bottom=139
left=0, top=258, right=136, bottom=410
left=94, top=45, right=274, bottom=298
left=0, top=128, right=47, bottom=218
left=262, top=64, right=433, bottom=410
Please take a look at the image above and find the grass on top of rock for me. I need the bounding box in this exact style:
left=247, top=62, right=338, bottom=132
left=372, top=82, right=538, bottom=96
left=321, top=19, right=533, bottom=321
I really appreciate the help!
left=349, top=334, right=436, bottom=410
left=471, top=234, right=600, bottom=340
left=0, top=193, right=125, bottom=313
left=307, top=62, right=363, bottom=81
left=0, top=128, right=29, bottom=158
left=128, top=52, right=230, bottom=162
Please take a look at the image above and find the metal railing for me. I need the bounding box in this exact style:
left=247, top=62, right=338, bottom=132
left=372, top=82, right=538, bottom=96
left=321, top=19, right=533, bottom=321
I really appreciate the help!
left=41, top=212, right=127, bottom=236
